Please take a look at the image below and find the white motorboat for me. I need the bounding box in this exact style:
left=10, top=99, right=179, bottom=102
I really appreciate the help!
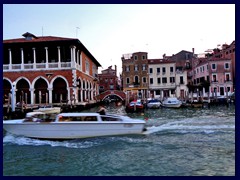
left=3, top=112, right=146, bottom=139
left=162, top=97, right=182, bottom=108
left=147, top=99, right=161, bottom=109
left=33, top=105, right=61, bottom=114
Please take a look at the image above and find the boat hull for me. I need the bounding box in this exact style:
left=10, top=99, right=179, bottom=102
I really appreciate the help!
left=161, top=104, right=182, bottom=108
left=3, top=121, right=145, bottom=139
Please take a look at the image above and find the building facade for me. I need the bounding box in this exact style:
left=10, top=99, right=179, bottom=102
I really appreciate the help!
left=121, top=52, right=149, bottom=100
left=208, top=58, right=233, bottom=97
left=3, top=32, right=101, bottom=109
left=98, top=65, right=119, bottom=93
left=148, top=59, right=188, bottom=100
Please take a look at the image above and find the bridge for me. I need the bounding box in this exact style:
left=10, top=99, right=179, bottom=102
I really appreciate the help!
left=95, top=90, right=126, bottom=101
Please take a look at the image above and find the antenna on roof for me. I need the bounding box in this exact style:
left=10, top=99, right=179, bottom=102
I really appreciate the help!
left=76, top=27, right=80, bottom=38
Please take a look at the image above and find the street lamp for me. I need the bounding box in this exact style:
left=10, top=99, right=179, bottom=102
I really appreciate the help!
left=11, top=81, right=16, bottom=112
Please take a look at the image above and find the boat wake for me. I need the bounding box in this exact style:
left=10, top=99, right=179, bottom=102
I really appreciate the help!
left=3, top=133, right=106, bottom=149
left=142, top=117, right=235, bottom=135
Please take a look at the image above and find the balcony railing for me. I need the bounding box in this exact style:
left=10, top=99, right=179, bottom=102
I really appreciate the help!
left=3, top=62, right=72, bottom=72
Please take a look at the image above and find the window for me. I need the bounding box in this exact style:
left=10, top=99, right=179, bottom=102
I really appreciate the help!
left=126, top=77, right=130, bottom=84
left=162, top=67, right=166, bottom=74
left=150, top=78, right=153, bottom=84
left=134, top=65, right=138, bottom=71
left=227, top=87, right=230, bottom=92
left=134, top=55, right=138, bottom=60
left=170, top=77, right=175, bottom=83
left=214, top=87, right=217, bottom=93
left=157, top=78, right=161, bottom=84
left=225, top=74, right=230, bottom=81
left=186, top=62, right=190, bottom=68
left=142, top=77, right=147, bottom=83
left=85, top=60, right=89, bottom=74
left=105, top=78, right=108, bottom=83
left=142, top=55, right=145, bottom=60
left=212, top=63, right=216, bottom=70
left=162, top=77, right=167, bottom=83
left=170, top=67, right=174, bottom=73
left=134, top=76, right=139, bottom=84
left=180, top=76, right=184, bottom=84
left=225, top=63, right=229, bottom=69
left=142, top=64, right=146, bottom=71
left=157, top=68, right=160, bottom=74
left=149, top=68, right=153, bottom=74
left=212, top=74, right=217, bottom=82
left=126, top=66, right=130, bottom=72
left=109, top=85, right=114, bottom=90
left=220, top=87, right=224, bottom=96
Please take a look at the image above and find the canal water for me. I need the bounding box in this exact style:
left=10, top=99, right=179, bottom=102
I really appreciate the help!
left=3, top=103, right=235, bottom=176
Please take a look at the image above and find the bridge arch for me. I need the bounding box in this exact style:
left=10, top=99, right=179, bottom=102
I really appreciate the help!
left=95, top=90, right=126, bottom=101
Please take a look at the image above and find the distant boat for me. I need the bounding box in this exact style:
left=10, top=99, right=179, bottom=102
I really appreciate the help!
left=162, top=97, right=182, bottom=108
left=3, top=112, right=146, bottom=140
left=147, top=99, right=161, bottom=109
left=125, top=99, right=144, bottom=113
left=33, top=105, right=61, bottom=114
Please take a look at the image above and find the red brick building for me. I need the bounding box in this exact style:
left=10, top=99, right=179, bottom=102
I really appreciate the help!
left=3, top=32, right=101, bottom=109
left=98, top=65, right=119, bottom=93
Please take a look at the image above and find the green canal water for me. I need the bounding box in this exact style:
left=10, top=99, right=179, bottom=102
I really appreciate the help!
left=3, top=104, right=235, bottom=176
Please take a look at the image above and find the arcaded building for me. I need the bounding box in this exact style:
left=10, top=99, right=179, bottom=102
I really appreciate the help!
left=3, top=32, right=101, bottom=107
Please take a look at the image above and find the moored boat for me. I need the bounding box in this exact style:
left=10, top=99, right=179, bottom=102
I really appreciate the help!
left=162, top=97, right=182, bottom=108
left=125, top=99, right=144, bottom=113
left=147, top=99, right=161, bottom=109
left=33, top=105, right=61, bottom=114
left=3, top=112, right=146, bottom=139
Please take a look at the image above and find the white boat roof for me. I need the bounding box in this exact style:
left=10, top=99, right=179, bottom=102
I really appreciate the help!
left=26, top=111, right=46, bottom=117
left=165, top=97, right=179, bottom=101
left=58, top=113, right=101, bottom=117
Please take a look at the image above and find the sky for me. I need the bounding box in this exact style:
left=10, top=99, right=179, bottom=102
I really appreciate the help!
left=3, top=4, right=235, bottom=75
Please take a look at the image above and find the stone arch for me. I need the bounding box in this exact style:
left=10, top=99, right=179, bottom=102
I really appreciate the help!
left=33, top=77, right=49, bottom=104
left=15, top=77, right=31, bottom=104
left=77, top=77, right=83, bottom=102
left=32, top=76, right=50, bottom=88
left=3, top=78, right=12, bottom=104
left=102, top=94, right=124, bottom=101
left=82, top=79, right=86, bottom=101
left=49, top=75, right=69, bottom=89
left=52, top=76, right=68, bottom=103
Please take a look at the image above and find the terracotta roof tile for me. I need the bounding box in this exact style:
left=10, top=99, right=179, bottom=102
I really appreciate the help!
left=3, top=36, right=77, bottom=43
left=148, top=59, right=174, bottom=64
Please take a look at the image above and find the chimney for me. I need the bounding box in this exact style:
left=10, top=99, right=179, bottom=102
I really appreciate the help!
left=115, top=65, right=117, bottom=76
left=192, top=48, right=195, bottom=54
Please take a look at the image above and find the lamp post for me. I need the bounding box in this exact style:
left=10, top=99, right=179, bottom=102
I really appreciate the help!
left=11, top=81, right=16, bottom=112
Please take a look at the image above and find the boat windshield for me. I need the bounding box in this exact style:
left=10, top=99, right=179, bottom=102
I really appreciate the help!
left=24, top=113, right=55, bottom=122
left=58, top=116, right=98, bottom=122
left=149, top=99, right=160, bottom=103
left=101, top=115, right=122, bottom=121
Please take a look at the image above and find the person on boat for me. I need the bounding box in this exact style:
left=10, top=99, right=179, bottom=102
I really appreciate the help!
left=97, top=105, right=106, bottom=115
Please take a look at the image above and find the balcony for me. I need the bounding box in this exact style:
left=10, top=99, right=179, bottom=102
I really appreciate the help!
left=3, top=62, right=72, bottom=72
left=211, top=80, right=218, bottom=84
left=224, top=80, right=232, bottom=83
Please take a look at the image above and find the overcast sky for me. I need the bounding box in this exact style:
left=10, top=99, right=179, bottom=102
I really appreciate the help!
left=3, top=4, right=235, bottom=74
